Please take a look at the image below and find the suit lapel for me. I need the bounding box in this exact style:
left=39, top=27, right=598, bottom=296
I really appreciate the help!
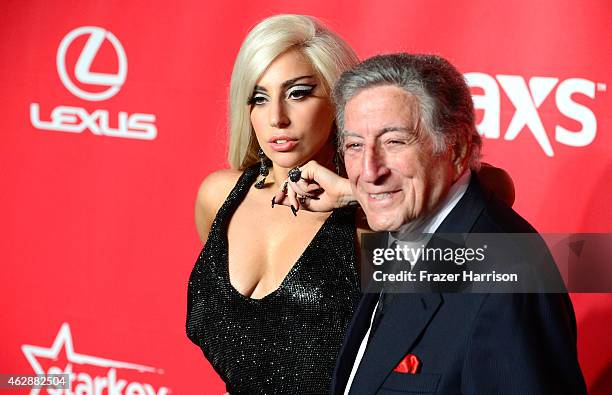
left=332, top=234, right=389, bottom=394
left=435, top=171, right=488, bottom=234
left=345, top=173, right=489, bottom=393
left=348, top=293, right=442, bottom=393
left=332, top=291, right=379, bottom=394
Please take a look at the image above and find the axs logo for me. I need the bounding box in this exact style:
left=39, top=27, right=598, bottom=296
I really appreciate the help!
left=465, top=73, right=605, bottom=157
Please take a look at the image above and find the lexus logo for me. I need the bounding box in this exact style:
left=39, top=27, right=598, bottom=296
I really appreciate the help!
left=32, top=26, right=156, bottom=139
left=56, top=26, right=127, bottom=101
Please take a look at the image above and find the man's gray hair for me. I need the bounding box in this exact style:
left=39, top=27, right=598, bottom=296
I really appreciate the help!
left=333, top=53, right=481, bottom=169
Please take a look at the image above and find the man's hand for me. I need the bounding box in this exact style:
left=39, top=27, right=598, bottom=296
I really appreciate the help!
left=272, top=160, right=356, bottom=213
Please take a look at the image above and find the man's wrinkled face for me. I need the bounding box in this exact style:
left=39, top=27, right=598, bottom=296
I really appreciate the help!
left=342, top=85, right=461, bottom=231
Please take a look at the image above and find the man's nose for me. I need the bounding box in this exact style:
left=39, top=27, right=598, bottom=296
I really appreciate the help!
left=361, top=145, right=390, bottom=183
left=269, top=99, right=290, bottom=128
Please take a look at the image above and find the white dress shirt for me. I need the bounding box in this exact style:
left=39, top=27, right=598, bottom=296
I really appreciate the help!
left=344, top=171, right=471, bottom=394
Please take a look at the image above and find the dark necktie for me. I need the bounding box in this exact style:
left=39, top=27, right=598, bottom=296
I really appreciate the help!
left=370, top=291, right=387, bottom=334
left=367, top=240, right=399, bottom=344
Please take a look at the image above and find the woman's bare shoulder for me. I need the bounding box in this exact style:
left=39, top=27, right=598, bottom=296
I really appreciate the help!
left=195, top=169, right=242, bottom=243
left=197, top=169, right=242, bottom=200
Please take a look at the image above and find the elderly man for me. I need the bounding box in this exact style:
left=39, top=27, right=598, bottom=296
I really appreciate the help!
left=283, top=54, right=586, bottom=394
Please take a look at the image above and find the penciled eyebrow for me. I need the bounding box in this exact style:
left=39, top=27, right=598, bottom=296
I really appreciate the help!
left=253, top=75, right=315, bottom=93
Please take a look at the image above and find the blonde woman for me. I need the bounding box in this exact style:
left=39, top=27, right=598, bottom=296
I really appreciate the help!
left=186, top=14, right=517, bottom=394
left=186, top=15, right=362, bottom=393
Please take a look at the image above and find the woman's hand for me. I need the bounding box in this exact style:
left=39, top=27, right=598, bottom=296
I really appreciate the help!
left=272, top=160, right=356, bottom=214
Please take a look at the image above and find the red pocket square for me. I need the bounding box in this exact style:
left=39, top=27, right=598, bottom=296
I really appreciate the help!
left=393, top=353, right=421, bottom=374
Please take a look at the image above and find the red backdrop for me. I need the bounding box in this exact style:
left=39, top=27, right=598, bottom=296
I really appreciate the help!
left=2, top=0, right=611, bottom=393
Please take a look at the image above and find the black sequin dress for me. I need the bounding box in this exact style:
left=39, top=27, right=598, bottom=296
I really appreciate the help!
left=186, top=165, right=361, bottom=394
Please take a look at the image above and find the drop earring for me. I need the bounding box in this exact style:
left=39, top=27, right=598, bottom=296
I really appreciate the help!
left=254, top=148, right=270, bottom=189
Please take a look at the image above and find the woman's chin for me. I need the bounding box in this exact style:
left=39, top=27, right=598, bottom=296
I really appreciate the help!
left=270, top=153, right=309, bottom=169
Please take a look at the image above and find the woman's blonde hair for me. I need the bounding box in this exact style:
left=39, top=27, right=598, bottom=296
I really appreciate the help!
left=228, top=14, right=359, bottom=169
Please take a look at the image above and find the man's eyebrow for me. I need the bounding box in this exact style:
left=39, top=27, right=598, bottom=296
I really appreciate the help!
left=341, top=131, right=364, bottom=139
left=379, top=126, right=415, bottom=134
left=254, top=75, right=315, bottom=93
left=342, top=126, right=415, bottom=138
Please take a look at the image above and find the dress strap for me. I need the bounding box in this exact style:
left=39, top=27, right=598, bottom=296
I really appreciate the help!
left=209, top=165, right=259, bottom=235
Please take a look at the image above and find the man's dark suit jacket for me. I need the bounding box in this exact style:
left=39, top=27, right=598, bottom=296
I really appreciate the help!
left=331, top=174, right=587, bottom=394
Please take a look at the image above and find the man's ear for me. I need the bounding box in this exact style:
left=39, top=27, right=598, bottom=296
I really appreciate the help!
left=478, top=164, right=515, bottom=207
left=452, top=130, right=471, bottom=176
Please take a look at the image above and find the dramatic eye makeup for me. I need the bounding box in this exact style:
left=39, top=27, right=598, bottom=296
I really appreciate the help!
left=247, top=90, right=269, bottom=105
left=286, top=84, right=316, bottom=100
left=248, top=75, right=317, bottom=105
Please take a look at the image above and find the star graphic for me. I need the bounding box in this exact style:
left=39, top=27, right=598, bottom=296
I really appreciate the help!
left=22, top=323, right=163, bottom=395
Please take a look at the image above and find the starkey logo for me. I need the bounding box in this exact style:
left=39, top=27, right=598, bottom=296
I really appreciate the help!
left=21, top=323, right=170, bottom=395
left=466, top=72, right=606, bottom=157
left=30, top=26, right=157, bottom=140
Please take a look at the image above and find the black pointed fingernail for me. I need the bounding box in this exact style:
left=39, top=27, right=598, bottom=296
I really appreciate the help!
left=271, top=197, right=275, bottom=208
left=290, top=205, right=297, bottom=216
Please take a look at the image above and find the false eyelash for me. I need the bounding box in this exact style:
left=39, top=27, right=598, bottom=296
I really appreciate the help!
left=247, top=94, right=266, bottom=105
